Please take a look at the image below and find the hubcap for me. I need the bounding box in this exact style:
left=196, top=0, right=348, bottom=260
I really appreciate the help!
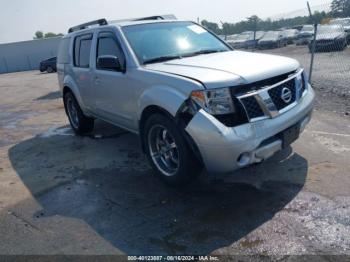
left=148, top=125, right=179, bottom=176
left=66, top=97, right=79, bottom=129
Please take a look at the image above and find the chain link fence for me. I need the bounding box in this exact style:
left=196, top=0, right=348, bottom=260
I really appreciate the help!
left=221, top=1, right=350, bottom=113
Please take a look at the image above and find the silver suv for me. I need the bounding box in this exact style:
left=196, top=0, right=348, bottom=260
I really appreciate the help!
left=57, top=16, right=315, bottom=185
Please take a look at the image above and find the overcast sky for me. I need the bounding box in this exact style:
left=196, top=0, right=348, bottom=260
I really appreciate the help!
left=0, top=0, right=328, bottom=43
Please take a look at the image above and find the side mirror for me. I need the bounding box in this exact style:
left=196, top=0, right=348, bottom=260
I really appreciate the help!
left=97, top=55, right=122, bottom=71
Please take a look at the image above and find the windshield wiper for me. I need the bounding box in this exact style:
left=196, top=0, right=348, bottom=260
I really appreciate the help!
left=142, top=49, right=227, bottom=65
left=182, top=49, right=227, bottom=58
left=143, top=55, right=182, bottom=65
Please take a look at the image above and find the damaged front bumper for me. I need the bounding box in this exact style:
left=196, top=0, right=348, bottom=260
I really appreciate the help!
left=185, top=85, right=315, bottom=174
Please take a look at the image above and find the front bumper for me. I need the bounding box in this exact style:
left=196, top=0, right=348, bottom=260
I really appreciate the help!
left=313, top=40, right=345, bottom=51
left=185, top=85, right=315, bottom=174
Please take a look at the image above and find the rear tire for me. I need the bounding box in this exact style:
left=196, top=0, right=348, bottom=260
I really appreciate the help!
left=143, top=113, right=202, bottom=185
left=64, top=92, right=94, bottom=135
left=47, top=66, right=54, bottom=73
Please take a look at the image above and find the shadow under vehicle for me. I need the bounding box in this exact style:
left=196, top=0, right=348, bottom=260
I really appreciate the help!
left=8, top=118, right=309, bottom=255
left=309, top=25, right=347, bottom=52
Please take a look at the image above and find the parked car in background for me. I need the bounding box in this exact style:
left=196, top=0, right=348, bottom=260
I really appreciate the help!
left=218, top=35, right=227, bottom=41
left=330, top=18, right=350, bottom=44
left=39, top=57, right=57, bottom=73
left=230, top=31, right=265, bottom=49
left=283, top=29, right=299, bottom=44
left=258, top=31, right=287, bottom=49
left=292, top=25, right=304, bottom=31
left=226, top=34, right=239, bottom=46
left=255, top=31, right=266, bottom=41
left=230, top=31, right=254, bottom=49
left=295, top=25, right=314, bottom=45
left=309, top=25, right=347, bottom=52
left=57, top=17, right=314, bottom=185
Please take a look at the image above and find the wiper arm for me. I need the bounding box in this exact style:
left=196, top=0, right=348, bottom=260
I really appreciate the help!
left=143, top=55, right=182, bottom=65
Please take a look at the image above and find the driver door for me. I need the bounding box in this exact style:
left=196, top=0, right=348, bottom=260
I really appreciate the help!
left=92, top=31, right=133, bottom=128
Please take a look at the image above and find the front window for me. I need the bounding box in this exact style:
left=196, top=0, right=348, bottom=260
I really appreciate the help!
left=122, top=22, right=230, bottom=64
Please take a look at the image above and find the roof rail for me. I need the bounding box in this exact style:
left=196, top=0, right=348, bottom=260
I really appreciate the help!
left=109, top=14, right=177, bottom=24
left=68, top=18, right=108, bottom=33
left=134, top=15, right=177, bottom=21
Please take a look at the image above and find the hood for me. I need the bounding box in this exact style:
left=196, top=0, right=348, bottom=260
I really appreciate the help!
left=145, top=51, right=300, bottom=89
left=316, top=32, right=343, bottom=40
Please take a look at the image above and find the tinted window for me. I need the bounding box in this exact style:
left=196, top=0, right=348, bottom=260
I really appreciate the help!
left=79, top=39, right=92, bottom=67
left=57, top=38, right=71, bottom=64
left=96, top=33, right=124, bottom=69
left=74, top=34, right=92, bottom=68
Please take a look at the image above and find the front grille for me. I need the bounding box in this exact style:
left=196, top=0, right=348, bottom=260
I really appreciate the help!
left=235, top=71, right=304, bottom=122
left=317, top=40, right=333, bottom=44
left=268, top=79, right=296, bottom=110
left=232, top=71, right=295, bottom=95
left=240, top=96, right=265, bottom=119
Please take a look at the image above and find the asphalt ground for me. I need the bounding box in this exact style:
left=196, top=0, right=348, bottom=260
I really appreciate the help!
left=0, top=45, right=349, bottom=259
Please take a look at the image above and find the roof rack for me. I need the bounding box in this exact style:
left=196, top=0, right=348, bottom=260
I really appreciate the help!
left=109, top=14, right=177, bottom=24
left=134, top=15, right=177, bottom=21
left=68, top=18, right=108, bottom=33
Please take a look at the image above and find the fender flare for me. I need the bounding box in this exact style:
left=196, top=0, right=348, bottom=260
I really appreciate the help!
left=137, top=85, right=188, bottom=120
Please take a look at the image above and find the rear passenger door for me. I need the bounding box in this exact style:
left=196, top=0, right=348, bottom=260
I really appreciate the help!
left=92, top=31, right=133, bottom=129
left=72, top=33, right=94, bottom=109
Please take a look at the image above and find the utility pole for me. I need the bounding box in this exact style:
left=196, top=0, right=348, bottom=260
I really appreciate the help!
left=307, top=1, right=318, bottom=83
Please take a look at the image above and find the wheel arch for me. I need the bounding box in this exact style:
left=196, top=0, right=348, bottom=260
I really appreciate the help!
left=139, top=104, right=204, bottom=166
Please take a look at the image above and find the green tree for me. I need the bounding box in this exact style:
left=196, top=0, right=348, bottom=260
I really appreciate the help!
left=34, top=31, right=44, bottom=39
left=246, top=15, right=261, bottom=31
left=331, top=0, right=350, bottom=17
left=44, top=32, right=64, bottom=38
left=201, top=20, right=221, bottom=34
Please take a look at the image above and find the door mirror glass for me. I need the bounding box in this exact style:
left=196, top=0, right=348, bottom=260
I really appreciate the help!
left=97, top=55, right=121, bottom=71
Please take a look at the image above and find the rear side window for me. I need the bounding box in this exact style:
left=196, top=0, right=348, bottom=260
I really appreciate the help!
left=57, top=38, right=71, bottom=64
left=74, top=34, right=93, bottom=68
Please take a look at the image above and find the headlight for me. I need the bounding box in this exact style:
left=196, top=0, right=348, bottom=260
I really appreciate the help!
left=190, top=87, right=235, bottom=115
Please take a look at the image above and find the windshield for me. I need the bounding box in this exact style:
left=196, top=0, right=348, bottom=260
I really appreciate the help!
left=284, top=29, right=298, bottom=37
left=330, top=19, right=350, bottom=27
left=226, top=34, right=238, bottom=41
left=255, top=31, right=266, bottom=39
left=301, top=25, right=314, bottom=32
left=261, top=31, right=279, bottom=40
left=236, top=32, right=253, bottom=40
left=318, top=25, right=344, bottom=34
left=122, top=22, right=230, bottom=64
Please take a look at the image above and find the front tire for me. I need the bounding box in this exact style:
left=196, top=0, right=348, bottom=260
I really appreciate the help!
left=144, top=114, right=202, bottom=185
left=64, top=92, right=94, bottom=135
